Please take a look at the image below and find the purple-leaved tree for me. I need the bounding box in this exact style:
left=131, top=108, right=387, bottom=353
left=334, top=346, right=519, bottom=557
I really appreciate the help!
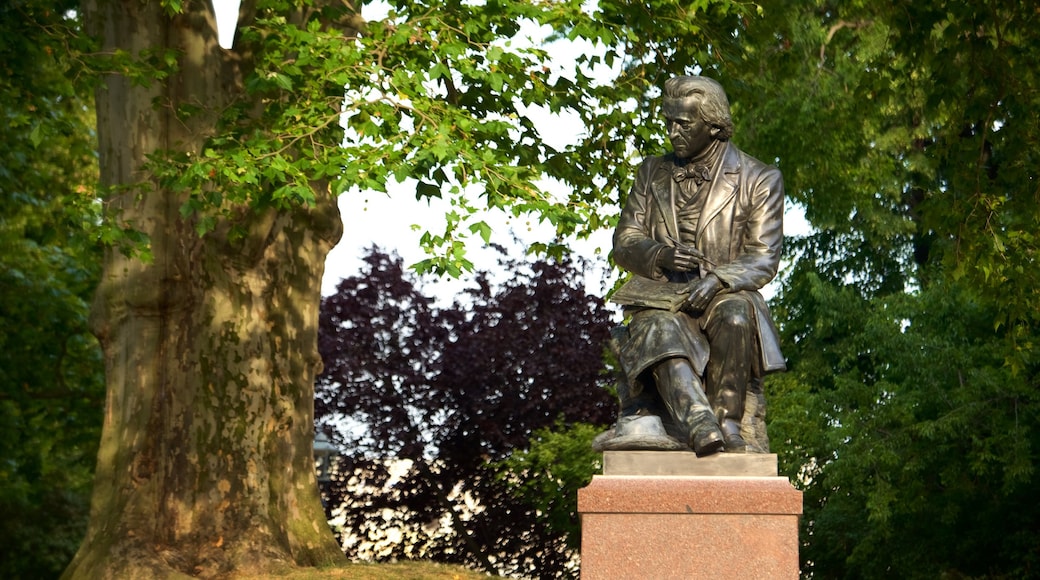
left=316, top=246, right=616, bottom=578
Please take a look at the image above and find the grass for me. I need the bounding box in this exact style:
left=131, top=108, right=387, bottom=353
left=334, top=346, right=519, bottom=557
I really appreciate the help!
left=242, top=560, right=502, bottom=580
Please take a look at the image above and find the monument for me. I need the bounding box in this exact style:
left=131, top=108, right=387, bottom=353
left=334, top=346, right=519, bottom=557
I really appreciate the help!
left=579, top=76, right=802, bottom=579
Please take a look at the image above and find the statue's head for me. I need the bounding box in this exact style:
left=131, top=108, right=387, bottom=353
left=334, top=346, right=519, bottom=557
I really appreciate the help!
left=662, top=76, right=733, bottom=160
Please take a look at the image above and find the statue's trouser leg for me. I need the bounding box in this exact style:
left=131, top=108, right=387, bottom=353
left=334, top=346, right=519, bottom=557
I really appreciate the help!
left=652, top=357, right=724, bottom=456
left=610, top=326, right=682, bottom=439
left=704, top=297, right=754, bottom=451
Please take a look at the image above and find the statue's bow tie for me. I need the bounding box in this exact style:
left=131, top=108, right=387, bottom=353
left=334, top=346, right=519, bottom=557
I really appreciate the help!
left=672, top=164, right=712, bottom=185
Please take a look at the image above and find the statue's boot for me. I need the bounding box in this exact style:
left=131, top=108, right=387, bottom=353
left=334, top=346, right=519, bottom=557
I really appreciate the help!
left=720, top=418, right=747, bottom=453
left=653, top=358, right=724, bottom=457
left=713, top=387, right=748, bottom=452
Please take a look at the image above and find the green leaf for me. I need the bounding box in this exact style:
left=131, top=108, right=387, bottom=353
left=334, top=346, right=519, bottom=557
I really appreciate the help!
left=469, top=220, right=492, bottom=244
left=415, top=180, right=441, bottom=200
left=270, top=72, right=293, bottom=91
left=29, top=123, right=44, bottom=148
left=195, top=215, right=216, bottom=236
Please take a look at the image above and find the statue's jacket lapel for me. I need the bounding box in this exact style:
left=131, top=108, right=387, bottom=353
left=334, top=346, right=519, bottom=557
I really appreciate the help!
left=648, top=158, right=680, bottom=243
left=646, top=145, right=743, bottom=266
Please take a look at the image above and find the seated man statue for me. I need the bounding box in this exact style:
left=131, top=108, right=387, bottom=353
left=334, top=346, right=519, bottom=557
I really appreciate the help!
left=597, top=75, right=786, bottom=457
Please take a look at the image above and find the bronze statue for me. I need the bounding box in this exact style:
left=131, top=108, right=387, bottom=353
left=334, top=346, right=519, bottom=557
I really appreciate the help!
left=597, top=76, right=785, bottom=457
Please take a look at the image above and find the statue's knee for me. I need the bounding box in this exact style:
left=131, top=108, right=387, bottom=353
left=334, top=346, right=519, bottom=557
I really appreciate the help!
left=716, top=303, right=752, bottom=331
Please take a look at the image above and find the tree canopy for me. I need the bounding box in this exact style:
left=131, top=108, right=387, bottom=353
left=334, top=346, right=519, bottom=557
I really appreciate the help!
left=315, top=246, right=615, bottom=578
left=730, top=1, right=1040, bottom=576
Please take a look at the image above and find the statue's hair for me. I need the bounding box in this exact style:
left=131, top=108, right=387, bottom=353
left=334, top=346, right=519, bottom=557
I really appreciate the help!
left=663, top=76, right=734, bottom=141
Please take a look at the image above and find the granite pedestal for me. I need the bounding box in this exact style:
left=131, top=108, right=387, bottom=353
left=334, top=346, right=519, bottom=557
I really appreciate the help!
left=578, top=452, right=802, bottom=579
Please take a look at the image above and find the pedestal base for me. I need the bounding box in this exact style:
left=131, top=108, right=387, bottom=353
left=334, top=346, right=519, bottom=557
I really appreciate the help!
left=578, top=474, right=802, bottom=579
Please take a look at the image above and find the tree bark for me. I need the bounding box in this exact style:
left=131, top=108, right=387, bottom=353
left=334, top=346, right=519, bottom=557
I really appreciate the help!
left=64, top=0, right=346, bottom=577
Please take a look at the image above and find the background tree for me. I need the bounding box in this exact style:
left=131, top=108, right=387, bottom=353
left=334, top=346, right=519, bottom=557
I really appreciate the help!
left=316, top=246, right=615, bottom=578
left=0, top=1, right=105, bottom=577
left=721, top=1, right=1040, bottom=576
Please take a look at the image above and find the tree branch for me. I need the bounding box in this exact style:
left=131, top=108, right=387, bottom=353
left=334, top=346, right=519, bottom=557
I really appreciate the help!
left=820, top=20, right=873, bottom=66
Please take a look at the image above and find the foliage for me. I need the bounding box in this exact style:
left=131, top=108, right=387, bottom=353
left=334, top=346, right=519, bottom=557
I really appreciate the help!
left=0, top=0, right=104, bottom=577
left=315, top=247, right=616, bottom=578
left=492, top=421, right=604, bottom=552
left=726, top=1, right=1040, bottom=577
left=139, top=0, right=756, bottom=274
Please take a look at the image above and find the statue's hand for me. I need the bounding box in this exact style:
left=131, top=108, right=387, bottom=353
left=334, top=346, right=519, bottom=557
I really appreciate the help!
left=659, top=245, right=708, bottom=273
left=679, top=273, right=723, bottom=314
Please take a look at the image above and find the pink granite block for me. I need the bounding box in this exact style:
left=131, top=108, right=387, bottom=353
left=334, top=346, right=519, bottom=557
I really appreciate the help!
left=578, top=476, right=802, bottom=579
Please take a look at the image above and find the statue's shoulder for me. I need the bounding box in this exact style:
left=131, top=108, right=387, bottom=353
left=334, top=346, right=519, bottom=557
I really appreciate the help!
left=637, top=153, right=674, bottom=174
left=729, top=145, right=784, bottom=200
left=732, top=144, right=782, bottom=180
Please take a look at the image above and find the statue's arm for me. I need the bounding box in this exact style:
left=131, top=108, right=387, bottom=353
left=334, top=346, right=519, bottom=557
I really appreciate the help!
left=613, top=159, right=669, bottom=280
left=713, top=164, right=784, bottom=292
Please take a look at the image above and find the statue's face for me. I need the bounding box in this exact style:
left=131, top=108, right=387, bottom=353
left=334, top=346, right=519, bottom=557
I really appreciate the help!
left=663, top=98, right=715, bottom=161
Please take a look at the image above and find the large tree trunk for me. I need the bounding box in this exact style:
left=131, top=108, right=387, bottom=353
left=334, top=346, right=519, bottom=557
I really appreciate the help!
left=63, top=1, right=346, bottom=577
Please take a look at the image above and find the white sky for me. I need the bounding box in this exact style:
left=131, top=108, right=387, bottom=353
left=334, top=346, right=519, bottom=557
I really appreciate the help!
left=212, top=0, right=241, bottom=49
left=322, top=174, right=618, bottom=301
